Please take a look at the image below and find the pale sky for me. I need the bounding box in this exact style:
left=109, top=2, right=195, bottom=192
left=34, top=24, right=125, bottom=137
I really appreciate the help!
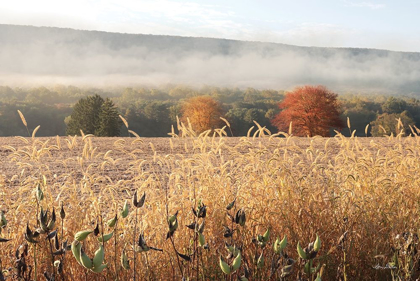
left=1, top=0, right=420, bottom=52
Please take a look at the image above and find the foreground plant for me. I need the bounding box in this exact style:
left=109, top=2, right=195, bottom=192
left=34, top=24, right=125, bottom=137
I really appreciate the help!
left=297, top=234, right=324, bottom=280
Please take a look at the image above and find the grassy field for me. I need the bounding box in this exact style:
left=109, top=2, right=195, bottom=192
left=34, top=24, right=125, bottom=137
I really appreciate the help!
left=0, top=132, right=419, bottom=280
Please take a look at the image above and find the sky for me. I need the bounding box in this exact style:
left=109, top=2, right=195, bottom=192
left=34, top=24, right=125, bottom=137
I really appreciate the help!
left=1, top=0, right=420, bottom=52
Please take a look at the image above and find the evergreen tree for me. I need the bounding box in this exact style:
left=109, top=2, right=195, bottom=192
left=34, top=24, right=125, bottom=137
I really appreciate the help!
left=66, top=95, right=121, bottom=136
left=95, top=98, right=121, bottom=137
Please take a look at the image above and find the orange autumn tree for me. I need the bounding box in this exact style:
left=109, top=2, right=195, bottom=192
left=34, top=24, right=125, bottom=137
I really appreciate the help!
left=181, top=96, right=224, bottom=133
left=271, top=85, right=344, bottom=137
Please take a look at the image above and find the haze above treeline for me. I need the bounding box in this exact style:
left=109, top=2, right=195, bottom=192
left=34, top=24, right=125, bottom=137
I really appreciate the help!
left=1, top=24, right=420, bottom=94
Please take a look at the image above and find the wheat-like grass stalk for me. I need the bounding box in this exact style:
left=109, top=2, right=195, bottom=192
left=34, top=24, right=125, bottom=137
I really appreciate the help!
left=17, top=110, right=30, bottom=137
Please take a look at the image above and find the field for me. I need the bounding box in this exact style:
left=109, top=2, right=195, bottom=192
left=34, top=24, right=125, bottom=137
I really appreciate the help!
left=0, top=133, right=419, bottom=280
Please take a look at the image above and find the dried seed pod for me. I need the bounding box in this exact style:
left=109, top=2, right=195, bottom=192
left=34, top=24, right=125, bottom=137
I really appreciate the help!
left=186, top=222, right=196, bottom=230
left=132, top=190, right=138, bottom=207
left=177, top=251, right=191, bottom=262
left=0, top=211, right=7, bottom=227
left=223, top=226, right=234, bottom=238
left=235, top=208, right=246, bottom=227
left=60, top=202, right=66, bottom=220
left=46, top=229, right=57, bottom=240
left=136, top=192, right=146, bottom=208
left=280, top=264, right=294, bottom=278
left=93, top=223, right=100, bottom=236
left=197, top=220, right=205, bottom=234
left=54, top=260, right=60, bottom=268
left=197, top=204, right=207, bottom=218
left=25, top=224, right=39, bottom=244
left=226, top=198, right=236, bottom=210
left=136, top=233, right=150, bottom=252
left=39, top=207, right=48, bottom=232
left=47, top=208, right=56, bottom=230
left=35, top=184, right=44, bottom=202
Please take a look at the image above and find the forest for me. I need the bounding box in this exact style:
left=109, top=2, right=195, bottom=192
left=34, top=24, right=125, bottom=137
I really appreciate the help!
left=0, top=84, right=419, bottom=137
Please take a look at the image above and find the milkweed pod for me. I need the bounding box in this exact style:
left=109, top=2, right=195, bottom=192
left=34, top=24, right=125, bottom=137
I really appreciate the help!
left=198, top=232, right=205, bottom=247
left=257, top=252, right=264, bottom=268
left=279, top=235, right=287, bottom=252
left=197, top=220, right=205, bottom=234
left=274, top=237, right=280, bottom=254
left=263, top=228, right=270, bottom=242
left=132, top=190, right=138, bottom=207
left=137, top=192, right=146, bottom=208
left=281, top=264, right=294, bottom=278
left=121, top=200, right=129, bottom=218
left=71, top=241, right=82, bottom=264
left=235, top=208, right=246, bottom=227
left=226, top=198, right=236, bottom=210
left=47, top=208, right=56, bottom=230
left=75, top=230, right=93, bottom=241
left=98, top=232, right=114, bottom=243
left=121, top=249, right=130, bottom=270
left=80, top=247, right=93, bottom=269
left=313, top=263, right=321, bottom=274
left=314, top=234, right=321, bottom=252
left=39, top=208, right=48, bottom=232
left=304, top=261, right=311, bottom=275
left=274, top=235, right=287, bottom=254
left=297, top=242, right=307, bottom=260
left=231, top=251, right=241, bottom=272
left=315, top=273, right=322, bottom=281
left=168, top=212, right=178, bottom=232
left=25, top=232, right=38, bottom=244
left=219, top=255, right=231, bottom=275
left=0, top=211, right=7, bottom=227
left=92, top=245, right=105, bottom=269
left=93, top=223, right=100, bottom=236
left=91, top=263, right=107, bottom=273
left=36, top=184, right=44, bottom=202
left=60, top=202, right=65, bottom=220
left=107, top=214, right=117, bottom=228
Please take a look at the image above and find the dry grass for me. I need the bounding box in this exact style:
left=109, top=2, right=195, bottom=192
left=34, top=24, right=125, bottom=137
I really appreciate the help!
left=0, top=128, right=419, bottom=280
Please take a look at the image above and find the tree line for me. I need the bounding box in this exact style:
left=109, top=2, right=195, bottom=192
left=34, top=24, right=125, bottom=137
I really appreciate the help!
left=0, top=85, right=419, bottom=137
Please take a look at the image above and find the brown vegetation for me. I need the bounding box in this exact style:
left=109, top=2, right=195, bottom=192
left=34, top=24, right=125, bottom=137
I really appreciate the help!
left=0, top=126, right=419, bottom=280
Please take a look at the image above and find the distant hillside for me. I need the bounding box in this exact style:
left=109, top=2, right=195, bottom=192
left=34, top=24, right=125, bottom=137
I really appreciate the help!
left=0, top=24, right=419, bottom=94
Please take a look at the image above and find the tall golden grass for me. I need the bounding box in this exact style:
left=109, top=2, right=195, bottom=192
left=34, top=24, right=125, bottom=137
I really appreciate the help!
left=0, top=120, right=419, bottom=280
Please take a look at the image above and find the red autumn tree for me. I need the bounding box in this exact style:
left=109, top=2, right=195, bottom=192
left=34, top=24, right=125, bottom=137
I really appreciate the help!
left=271, top=85, right=344, bottom=137
left=181, top=96, right=224, bottom=133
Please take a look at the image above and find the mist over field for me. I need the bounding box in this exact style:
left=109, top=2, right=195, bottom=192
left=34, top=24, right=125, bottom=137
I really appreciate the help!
left=1, top=24, right=420, bottom=93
